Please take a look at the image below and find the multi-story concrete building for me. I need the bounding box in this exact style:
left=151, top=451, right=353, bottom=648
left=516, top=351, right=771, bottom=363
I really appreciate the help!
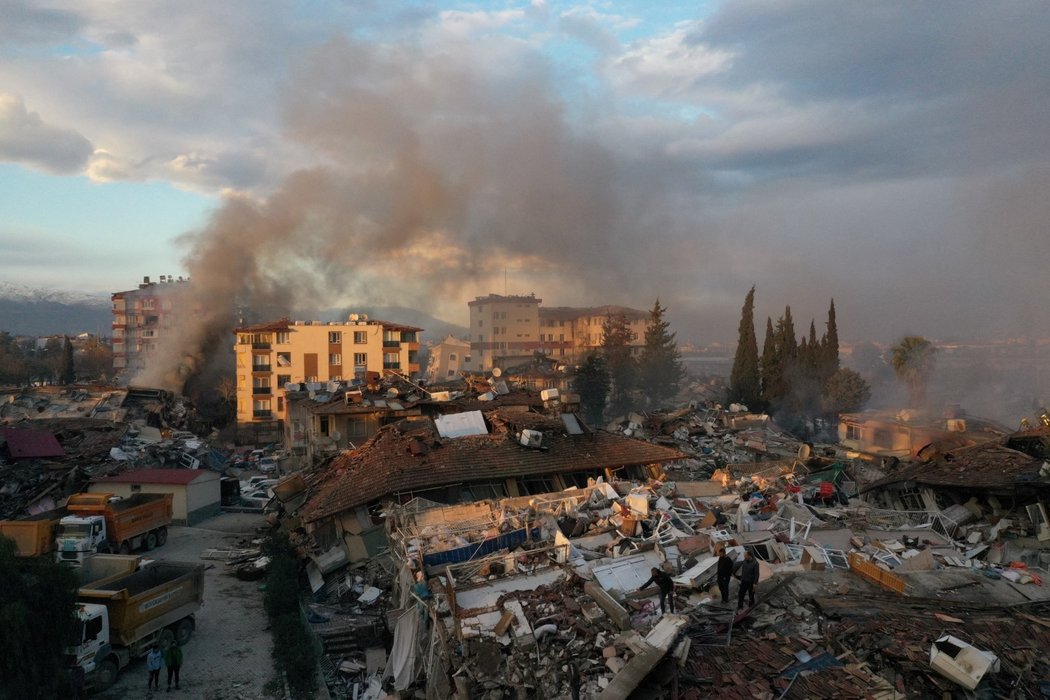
left=539, top=305, right=648, bottom=362
left=468, top=294, right=542, bottom=371
left=468, top=294, right=648, bottom=371
left=233, top=315, right=422, bottom=430
left=425, top=334, right=473, bottom=382
left=111, top=276, right=191, bottom=376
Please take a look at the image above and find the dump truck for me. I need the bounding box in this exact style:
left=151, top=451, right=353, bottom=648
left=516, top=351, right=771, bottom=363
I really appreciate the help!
left=0, top=506, right=69, bottom=557
left=55, top=492, right=174, bottom=565
left=71, top=560, right=205, bottom=691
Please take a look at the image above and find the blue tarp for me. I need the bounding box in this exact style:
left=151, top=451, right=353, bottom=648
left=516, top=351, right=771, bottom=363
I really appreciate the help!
left=422, top=527, right=542, bottom=567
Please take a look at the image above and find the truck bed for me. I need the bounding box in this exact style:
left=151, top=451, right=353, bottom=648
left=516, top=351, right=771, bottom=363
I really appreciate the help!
left=79, top=561, right=205, bottom=648
left=0, top=507, right=70, bottom=556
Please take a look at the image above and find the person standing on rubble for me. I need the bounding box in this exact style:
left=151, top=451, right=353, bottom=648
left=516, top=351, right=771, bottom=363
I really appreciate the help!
left=734, top=551, right=759, bottom=611
left=639, top=566, right=676, bottom=614
left=716, top=548, right=735, bottom=605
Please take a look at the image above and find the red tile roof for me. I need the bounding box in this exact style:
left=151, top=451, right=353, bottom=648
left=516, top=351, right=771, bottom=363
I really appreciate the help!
left=301, top=410, right=688, bottom=523
left=92, top=469, right=215, bottom=486
left=0, top=427, right=65, bottom=459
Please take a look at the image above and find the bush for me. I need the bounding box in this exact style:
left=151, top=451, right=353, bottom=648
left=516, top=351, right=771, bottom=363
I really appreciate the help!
left=263, top=534, right=317, bottom=697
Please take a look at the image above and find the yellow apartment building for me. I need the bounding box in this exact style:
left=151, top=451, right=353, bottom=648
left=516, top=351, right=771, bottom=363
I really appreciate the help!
left=234, top=315, right=422, bottom=428
left=467, top=294, right=648, bottom=371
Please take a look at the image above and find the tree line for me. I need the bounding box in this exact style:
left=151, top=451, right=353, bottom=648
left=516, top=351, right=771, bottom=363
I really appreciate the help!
left=0, top=332, right=112, bottom=385
left=727, top=287, right=870, bottom=434
left=574, top=299, right=687, bottom=425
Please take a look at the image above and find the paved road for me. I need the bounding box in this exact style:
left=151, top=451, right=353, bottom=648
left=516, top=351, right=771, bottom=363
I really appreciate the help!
left=95, top=513, right=276, bottom=699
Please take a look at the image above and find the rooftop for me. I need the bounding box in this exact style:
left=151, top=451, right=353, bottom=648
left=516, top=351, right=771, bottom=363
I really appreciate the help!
left=92, top=468, right=216, bottom=486
left=301, top=409, right=688, bottom=523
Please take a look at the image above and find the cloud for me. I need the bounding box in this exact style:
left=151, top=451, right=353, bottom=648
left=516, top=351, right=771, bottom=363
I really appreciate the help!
left=0, top=93, right=93, bottom=173
left=0, top=0, right=83, bottom=44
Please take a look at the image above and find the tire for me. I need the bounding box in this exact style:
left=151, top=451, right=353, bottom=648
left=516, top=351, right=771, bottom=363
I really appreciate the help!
left=156, top=526, right=168, bottom=546
left=159, top=628, right=175, bottom=650
left=174, top=618, right=194, bottom=646
left=98, top=541, right=111, bottom=554
left=119, top=541, right=130, bottom=555
left=145, top=532, right=158, bottom=550
left=95, top=657, right=118, bottom=691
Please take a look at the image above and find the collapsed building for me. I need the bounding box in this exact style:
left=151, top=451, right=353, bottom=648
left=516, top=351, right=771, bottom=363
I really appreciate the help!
left=0, top=385, right=218, bottom=519
left=264, top=396, right=1050, bottom=699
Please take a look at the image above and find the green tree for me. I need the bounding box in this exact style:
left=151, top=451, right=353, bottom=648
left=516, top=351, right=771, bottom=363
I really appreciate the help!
left=820, top=299, right=840, bottom=384
left=728, top=287, right=761, bottom=409
left=59, top=337, right=76, bottom=384
left=574, top=351, right=611, bottom=425
left=761, top=307, right=797, bottom=410
left=891, top=336, right=937, bottom=407
left=638, top=299, right=685, bottom=408
left=0, top=536, right=80, bottom=700
left=76, top=336, right=114, bottom=380
left=825, top=367, right=872, bottom=414
left=601, top=312, right=637, bottom=417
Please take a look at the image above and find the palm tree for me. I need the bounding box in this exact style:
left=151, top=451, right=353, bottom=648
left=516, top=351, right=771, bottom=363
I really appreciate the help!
left=891, top=336, right=937, bottom=407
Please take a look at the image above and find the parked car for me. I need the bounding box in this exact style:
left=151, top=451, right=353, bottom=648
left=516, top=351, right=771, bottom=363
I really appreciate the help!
left=239, top=476, right=276, bottom=493
left=258, top=457, right=277, bottom=474
left=241, top=489, right=274, bottom=509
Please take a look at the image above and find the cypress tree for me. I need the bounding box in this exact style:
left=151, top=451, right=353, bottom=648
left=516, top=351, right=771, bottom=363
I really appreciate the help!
left=574, top=351, right=611, bottom=425
left=821, top=299, right=840, bottom=383
left=728, top=287, right=761, bottom=408
left=60, top=337, right=76, bottom=385
left=759, top=317, right=776, bottom=408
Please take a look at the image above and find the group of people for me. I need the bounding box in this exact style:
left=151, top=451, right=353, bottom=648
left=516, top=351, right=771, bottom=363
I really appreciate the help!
left=638, top=548, right=761, bottom=615
left=146, top=641, right=184, bottom=692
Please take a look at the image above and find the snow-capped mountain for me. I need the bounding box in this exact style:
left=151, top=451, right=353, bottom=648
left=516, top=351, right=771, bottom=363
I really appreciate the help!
left=0, top=283, right=112, bottom=336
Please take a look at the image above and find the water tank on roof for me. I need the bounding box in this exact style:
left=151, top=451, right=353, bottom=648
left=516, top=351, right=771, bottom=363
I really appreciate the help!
left=519, top=429, right=543, bottom=448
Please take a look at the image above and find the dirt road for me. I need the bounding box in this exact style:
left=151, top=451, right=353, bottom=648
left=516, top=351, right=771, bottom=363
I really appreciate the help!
left=96, top=513, right=276, bottom=700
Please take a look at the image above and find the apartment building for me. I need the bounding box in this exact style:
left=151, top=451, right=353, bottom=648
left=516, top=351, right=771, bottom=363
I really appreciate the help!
left=539, top=305, right=648, bottom=362
left=467, top=294, right=542, bottom=371
left=111, top=275, right=191, bottom=376
left=425, top=334, right=473, bottom=382
left=468, top=294, right=648, bottom=371
left=233, top=315, right=422, bottom=428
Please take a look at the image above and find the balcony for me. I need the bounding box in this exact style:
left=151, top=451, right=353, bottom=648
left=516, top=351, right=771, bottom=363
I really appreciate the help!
left=253, top=410, right=273, bottom=419
left=252, top=386, right=272, bottom=396
left=252, top=342, right=271, bottom=350
left=382, top=340, right=401, bottom=348
left=252, top=364, right=272, bottom=373
left=383, top=362, right=401, bottom=370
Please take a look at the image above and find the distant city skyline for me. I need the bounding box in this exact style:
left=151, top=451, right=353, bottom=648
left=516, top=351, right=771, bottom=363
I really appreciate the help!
left=2, top=2, right=1048, bottom=345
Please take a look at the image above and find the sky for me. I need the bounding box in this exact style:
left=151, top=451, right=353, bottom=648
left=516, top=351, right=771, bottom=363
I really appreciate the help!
left=1, top=0, right=1048, bottom=344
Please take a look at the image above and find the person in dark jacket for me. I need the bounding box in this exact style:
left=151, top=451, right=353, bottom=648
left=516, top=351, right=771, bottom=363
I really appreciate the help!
left=639, top=567, right=675, bottom=614
left=164, top=642, right=184, bottom=691
left=734, top=551, right=760, bottom=610
left=716, top=548, right=735, bottom=605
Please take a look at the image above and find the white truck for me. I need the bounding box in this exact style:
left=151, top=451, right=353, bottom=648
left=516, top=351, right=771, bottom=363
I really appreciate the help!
left=55, top=493, right=173, bottom=565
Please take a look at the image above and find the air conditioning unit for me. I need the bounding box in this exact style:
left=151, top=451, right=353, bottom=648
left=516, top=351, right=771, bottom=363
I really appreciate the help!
left=540, top=388, right=559, bottom=402
left=284, top=382, right=302, bottom=391
left=349, top=314, right=359, bottom=321
left=519, top=429, right=543, bottom=448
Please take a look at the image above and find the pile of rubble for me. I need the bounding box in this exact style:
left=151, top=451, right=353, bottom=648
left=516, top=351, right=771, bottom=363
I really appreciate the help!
left=0, top=385, right=215, bottom=518
left=281, top=447, right=1049, bottom=699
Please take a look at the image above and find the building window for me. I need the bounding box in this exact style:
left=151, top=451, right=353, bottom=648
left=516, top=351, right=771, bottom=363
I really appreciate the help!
left=478, top=320, right=484, bottom=327
left=353, top=331, right=367, bottom=344
left=353, top=352, right=367, bottom=366
left=449, top=353, right=457, bottom=361
left=277, top=374, right=291, bottom=388
left=276, top=332, right=290, bottom=344
left=276, top=352, right=291, bottom=367
left=319, top=416, right=330, bottom=436
left=846, top=424, right=862, bottom=441
left=383, top=352, right=400, bottom=369
left=329, top=353, right=342, bottom=366
left=130, top=484, right=142, bottom=493
left=277, top=397, right=284, bottom=411
left=447, top=369, right=455, bottom=377
left=328, top=331, right=342, bottom=343
left=464, top=355, right=471, bottom=363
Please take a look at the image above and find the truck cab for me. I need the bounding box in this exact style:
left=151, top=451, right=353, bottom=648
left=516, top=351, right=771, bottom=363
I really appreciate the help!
left=71, top=604, right=116, bottom=688
left=56, top=515, right=108, bottom=565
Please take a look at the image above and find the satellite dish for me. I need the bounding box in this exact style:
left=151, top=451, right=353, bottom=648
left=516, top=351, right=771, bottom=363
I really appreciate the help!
left=491, top=367, right=503, bottom=378
left=797, top=444, right=811, bottom=461
left=387, top=388, right=400, bottom=398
